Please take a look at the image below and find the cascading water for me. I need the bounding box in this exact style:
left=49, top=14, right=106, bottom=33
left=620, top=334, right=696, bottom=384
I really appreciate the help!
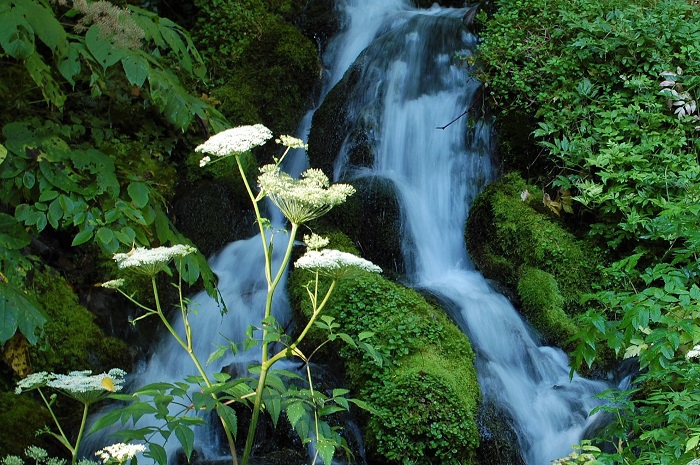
left=88, top=1, right=610, bottom=463
left=327, top=1, right=610, bottom=464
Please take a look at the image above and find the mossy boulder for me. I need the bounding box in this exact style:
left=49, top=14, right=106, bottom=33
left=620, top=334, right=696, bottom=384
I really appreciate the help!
left=288, top=238, right=480, bottom=464
left=466, top=172, right=599, bottom=345
left=517, top=267, right=577, bottom=350
left=0, top=392, right=54, bottom=457
left=212, top=14, right=320, bottom=135
left=30, top=269, right=132, bottom=374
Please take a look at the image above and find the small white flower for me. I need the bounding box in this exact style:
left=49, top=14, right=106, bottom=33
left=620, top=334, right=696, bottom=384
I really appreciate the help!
left=295, top=249, right=381, bottom=280
left=258, top=165, right=355, bottom=224
left=303, top=234, right=329, bottom=250
left=199, top=156, right=211, bottom=167
left=520, top=189, right=531, bottom=202
left=195, top=124, right=273, bottom=157
left=2, top=456, right=24, bottom=465
left=15, top=371, right=50, bottom=394
left=113, top=244, right=197, bottom=276
left=24, top=447, right=47, bottom=461
left=687, top=459, right=700, bottom=465
left=95, top=443, right=146, bottom=464
left=46, top=458, right=67, bottom=465
left=47, top=369, right=127, bottom=404
left=101, top=279, right=125, bottom=290
left=275, top=135, right=308, bottom=150
left=686, top=344, right=700, bottom=361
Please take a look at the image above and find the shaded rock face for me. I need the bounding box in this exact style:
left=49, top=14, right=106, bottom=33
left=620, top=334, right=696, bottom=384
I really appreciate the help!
left=476, top=401, right=527, bottom=465
left=320, top=176, right=406, bottom=276
left=173, top=179, right=255, bottom=257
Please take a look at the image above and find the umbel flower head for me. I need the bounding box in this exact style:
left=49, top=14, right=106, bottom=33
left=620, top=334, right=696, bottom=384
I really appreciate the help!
left=258, top=165, right=355, bottom=224
left=16, top=369, right=127, bottom=405
left=195, top=124, right=273, bottom=163
left=294, top=249, right=381, bottom=280
left=113, top=244, right=197, bottom=276
left=95, top=443, right=146, bottom=464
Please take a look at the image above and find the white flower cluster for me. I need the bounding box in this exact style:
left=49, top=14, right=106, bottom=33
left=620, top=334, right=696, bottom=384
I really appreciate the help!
left=199, top=156, right=211, bottom=167
left=101, top=278, right=125, bottom=289
left=47, top=368, right=126, bottom=393
left=195, top=124, right=273, bottom=157
left=15, top=369, right=127, bottom=404
left=113, top=244, right=197, bottom=275
left=303, top=233, right=329, bottom=250
left=294, top=249, right=381, bottom=280
left=95, top=443, right=146, bottom=464
left=276, top=135, right=308, bottom=150
left=24, top=447, right=47, bottom=461
left=258, top=165, right=355, bottom=224
left=686, top=344, right=700, bottom=361
left=2, top=456, right=24, bottom=465
left=15, top=371, right=51, bottom=394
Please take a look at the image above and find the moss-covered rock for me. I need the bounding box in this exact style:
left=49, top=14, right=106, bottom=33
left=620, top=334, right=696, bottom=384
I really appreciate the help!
left=29, top=269, right=132, bottom=374
left=516, top=267, right=577, bottom=349
left=466, top=172, right=599, bottom=345
left=0, top=392, right=55, bottom=457
left=288, top=237, right=480, bottom=464
left=212, top=14, right=320, bottom=136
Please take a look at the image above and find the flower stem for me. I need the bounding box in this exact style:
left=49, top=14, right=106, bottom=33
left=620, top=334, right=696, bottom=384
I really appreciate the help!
left=72, top=402, right=90, bottom=465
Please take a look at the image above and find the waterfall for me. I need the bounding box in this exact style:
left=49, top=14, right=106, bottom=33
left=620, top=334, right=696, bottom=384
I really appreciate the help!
left=87, top=1, right=609, bottom=464
left=329, top=2, right=610, bottom=464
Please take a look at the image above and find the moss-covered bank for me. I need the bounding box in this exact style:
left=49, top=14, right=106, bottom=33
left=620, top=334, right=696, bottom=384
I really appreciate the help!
left=465, top=172, right=599, bottom=349
left=288, top=237, right=480, bottom=465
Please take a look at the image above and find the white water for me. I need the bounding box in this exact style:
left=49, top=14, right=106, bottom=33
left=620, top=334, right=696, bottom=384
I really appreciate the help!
left=331, top=2, right=610, bottom=464
left=88, top=1, right=609, bottom=463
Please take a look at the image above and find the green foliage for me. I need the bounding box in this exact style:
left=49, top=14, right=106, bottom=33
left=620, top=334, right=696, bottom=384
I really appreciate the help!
left=0, top=392, right=54, bottom=456
left=0, top=0, right=224, bottom=343
left=517, top=267, right=577, bottom=348
left=366, top=353, right=479, bottom=465
left=476, top=0, right=700, bottom=462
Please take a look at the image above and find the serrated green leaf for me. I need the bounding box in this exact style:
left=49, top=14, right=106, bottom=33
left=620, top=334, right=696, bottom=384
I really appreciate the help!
left=85, top=25, right=125, bottom=69
left=47, top=198, right=63, bottom=229
left=57, top=42, right=81, bottom=85
left=25, top=52, right=66, bottom=108
left=217, top=403, right=238, bottom=438
left=146, top=443, right=167, bottom=465
left=174, top=425, right=195, bottom=460
left=315, top=438, right=335, bottom=465
left=286, top=401, right=306, bottom=428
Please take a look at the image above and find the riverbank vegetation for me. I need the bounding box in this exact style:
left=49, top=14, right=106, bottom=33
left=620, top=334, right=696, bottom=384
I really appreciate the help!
left=475, top=0, right=700, bottom=462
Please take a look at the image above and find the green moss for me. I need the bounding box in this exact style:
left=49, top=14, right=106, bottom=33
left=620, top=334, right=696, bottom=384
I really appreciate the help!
left=288, top=238, right=480, bottom=464
left=212, top=14, right=320, bottom=135
left=466, top=172, right=600, bottom=325
left=29, top=269, right=132, bottom=374
left=0, top=392, right=55, bottom=457
left=516, top=267, right=577, bottom=348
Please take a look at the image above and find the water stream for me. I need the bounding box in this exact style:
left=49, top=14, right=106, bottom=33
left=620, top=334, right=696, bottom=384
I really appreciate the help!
left=89, top=1, right=609, bottom=463
left=326, top=1, right=610, bottom=464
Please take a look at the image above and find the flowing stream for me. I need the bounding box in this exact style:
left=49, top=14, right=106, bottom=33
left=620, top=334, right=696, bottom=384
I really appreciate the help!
left=325, top=1, right=610, bottom=464
left=89, top=1, right=609, bottom=463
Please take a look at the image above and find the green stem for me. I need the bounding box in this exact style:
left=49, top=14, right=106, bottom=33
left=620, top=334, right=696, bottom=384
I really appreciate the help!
left=71, top=402, right=90, bottom=465
left=38, top=388, right=74, bottom=455
left=150, top=276, right=240, bottom=465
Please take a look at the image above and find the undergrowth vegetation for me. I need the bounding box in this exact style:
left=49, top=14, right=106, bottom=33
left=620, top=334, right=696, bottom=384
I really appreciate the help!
left=476, top=0, right=700, bottom=462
